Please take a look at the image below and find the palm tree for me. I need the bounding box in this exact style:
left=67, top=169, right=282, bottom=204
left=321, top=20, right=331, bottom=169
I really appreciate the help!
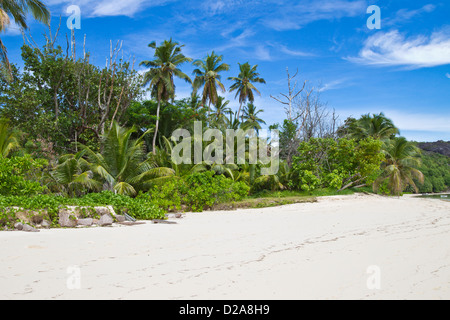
left=78, top=122, right=174, bottom=196
left=49, top=152, right=102, bottom=197
left=0, top=0, right=50, bottom=79
left=0, top=118, right=19, bottom=157
left=140, top=39, right=192, bottom=154
left=192, top=51, right=230, bottom=114
left=373, top=137, right=424, bottom=196
left=349, top=113, right=399, bottom=141
left=228, top=62, right=266, bottom=120
left=210, top=96, right=232, bottom=128
left=242, top=103, right=266, bottom=133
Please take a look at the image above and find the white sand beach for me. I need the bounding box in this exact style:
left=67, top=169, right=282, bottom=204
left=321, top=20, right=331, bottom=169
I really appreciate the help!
left=1, top=193, right=449, bottom=300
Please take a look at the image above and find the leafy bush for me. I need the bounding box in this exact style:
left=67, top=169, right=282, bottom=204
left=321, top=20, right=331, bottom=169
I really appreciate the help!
left=150, top=172, right=250, bottom=212
left=290, top=138, right=384, bottom=193
left=416, top=152, right=450, bottom=193
left=0, top=155, right=47, bottom=196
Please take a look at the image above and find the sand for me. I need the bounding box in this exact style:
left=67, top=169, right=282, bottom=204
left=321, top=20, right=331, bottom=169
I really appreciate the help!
left=0, top=193, right=449, bottom=300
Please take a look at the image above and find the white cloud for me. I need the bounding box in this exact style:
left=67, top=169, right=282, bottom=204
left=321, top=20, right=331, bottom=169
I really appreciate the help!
left=446, top=73, right=450, bottom=79
left=347, top=30, right=450, bottom=68
left=318, top=78, right=351, bottom=92
left=254, top=46, right=272, bottom=61
left=2, top=21, right=22, bottom=37
left=385, top=4, right=436, bottom=26
left=48, top=0, right=174, bottom=17
left=264, top=0, right=367, bottom=31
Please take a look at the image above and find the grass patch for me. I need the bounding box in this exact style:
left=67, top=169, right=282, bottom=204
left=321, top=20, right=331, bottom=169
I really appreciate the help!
left=212, top=196, right=317, bottom=211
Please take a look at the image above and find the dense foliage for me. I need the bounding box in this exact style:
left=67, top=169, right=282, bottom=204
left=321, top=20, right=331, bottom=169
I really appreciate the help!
left=0, top=24, right=447, bottom=229
left=290, top=138, right=384, bottom=192
left=150, top=171, right=250, bottom=212
left=0, top=155, right=47, bottom=196
left=416, top=152, right=450, bottom=193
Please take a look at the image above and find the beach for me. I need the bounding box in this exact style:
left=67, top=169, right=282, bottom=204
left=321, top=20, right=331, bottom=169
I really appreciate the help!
left=1, top=193, right=449, bottom=300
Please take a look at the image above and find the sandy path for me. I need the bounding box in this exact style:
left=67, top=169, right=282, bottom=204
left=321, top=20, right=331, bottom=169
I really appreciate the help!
left=0, top=194, right=449, bottom=300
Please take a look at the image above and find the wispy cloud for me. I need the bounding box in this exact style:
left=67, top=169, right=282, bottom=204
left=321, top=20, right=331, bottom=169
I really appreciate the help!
left=47, top=0, right=174, bottom=17
left=347, top=29, right=450, bottom=68
left=384, top=4, right=436, bottom=27
left=2, top=21, right=23, bottom=36
left=446, top=73, right=450, bottom=79
left=263, top=0, right=367, bottom=31
left=318, top=78, right=351, bottom=92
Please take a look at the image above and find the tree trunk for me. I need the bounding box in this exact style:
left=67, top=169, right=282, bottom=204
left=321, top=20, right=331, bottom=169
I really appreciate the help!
left=237, top=102, right=242, bottom=122
left=152, top=99, right=161, bottom=155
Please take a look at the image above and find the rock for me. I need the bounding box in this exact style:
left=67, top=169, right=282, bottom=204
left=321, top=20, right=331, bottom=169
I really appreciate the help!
left=77, top=218, right=94, bottom=226
left=165, top=213, right=183, bottom=219
left=59, top=212, right=77, bottom=228
left=22, top=224, right=40, bottom=232
left=98, top=214, right=113, bottom=227
left=95, top=206, right=116, bottom=217
left=115, top=215, right=126, bottom=223
left=41, top=220, right=51, bottom=229
left=14, top=222, right=23, bottom=230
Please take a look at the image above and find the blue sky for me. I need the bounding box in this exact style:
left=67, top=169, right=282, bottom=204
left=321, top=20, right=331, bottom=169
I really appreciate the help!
left=2, top=0, right=450, bottom=141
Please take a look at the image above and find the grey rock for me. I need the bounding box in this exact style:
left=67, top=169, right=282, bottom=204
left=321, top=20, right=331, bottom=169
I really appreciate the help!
left=77, top=218, right=94, bottom=226
left=22, top=224, right=40, bottom=232
left=59, top=212, right=77, bottom=228
left=41, top=220, right=51, bottom=229
left=98, top=214, right=113, bottom=227
left=165, top=213, right=177, bottom=219
left=115, top=215, right=126, bottom=223
left=14, top=222, right=23, bottom=230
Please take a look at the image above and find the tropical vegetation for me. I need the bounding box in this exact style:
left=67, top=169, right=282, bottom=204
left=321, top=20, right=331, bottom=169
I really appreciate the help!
left=0, top=4, right=448, bottom=229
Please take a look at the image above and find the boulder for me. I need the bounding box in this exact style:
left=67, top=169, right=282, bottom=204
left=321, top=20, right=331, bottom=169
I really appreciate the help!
left=59, top=212, right=77, bottom=228
left=77, top=218, right=94, bottom=227
left=41, top=220, right=51, bottom=229
left=98, top=214, right=113, bottom=227
left=14, top=222, right=23, bottom=230
left=115, top=215, right=126, bottom=223
left=22, top=224, right=40, bottom=232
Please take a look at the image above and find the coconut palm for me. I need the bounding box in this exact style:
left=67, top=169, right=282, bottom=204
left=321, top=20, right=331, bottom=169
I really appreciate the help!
left=373, top=137, right=424, bottom=196
left=228, top=62, right=266, bottom=120
left=0, top=0, right=50, bottom=79
left=78, top=122, right=174, bottom=196
left=242, top=103, right=266, bottom=133
left=49, top=152, right=102, bottom=197
left=210, top=96, right=232, bottom=128
left=192, top=51, right=230, bottom=114
left=0, top=118, right=20, bottom=157
left=350, top=113, right=399, bottom=141
left=140, top=39, right=192, bottom=154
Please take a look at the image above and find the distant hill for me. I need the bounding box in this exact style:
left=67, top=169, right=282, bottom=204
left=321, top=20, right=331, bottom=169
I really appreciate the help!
left=418, top=141, right=450, bottom=157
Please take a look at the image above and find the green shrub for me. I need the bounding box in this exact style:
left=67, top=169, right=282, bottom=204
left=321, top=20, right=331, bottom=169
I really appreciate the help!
left=0, top=155, right=47, bottom=196
left=291, top=138, right=384, bottom=193
left=150, top=172, right=250, bottom=212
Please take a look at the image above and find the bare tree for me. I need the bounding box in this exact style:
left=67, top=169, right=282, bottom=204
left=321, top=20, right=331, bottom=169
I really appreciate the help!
left=270, top=67, right=306, bottom=122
